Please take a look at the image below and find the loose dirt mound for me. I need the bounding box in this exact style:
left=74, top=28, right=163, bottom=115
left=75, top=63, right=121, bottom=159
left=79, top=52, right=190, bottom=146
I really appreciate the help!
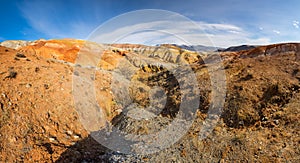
left=0, top=41, right=299, bottom=162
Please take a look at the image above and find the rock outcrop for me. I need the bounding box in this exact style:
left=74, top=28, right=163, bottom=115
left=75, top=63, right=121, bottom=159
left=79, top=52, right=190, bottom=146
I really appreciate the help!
left=240, top=43, right=300, bottom=59
left=18, top=39, right=85, bottom=63
left=0, top=40, right=31, bottom=49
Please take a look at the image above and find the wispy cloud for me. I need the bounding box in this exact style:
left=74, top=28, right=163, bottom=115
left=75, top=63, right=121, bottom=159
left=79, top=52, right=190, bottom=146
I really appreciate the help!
left=91, top=20, right=269, bottom=47
left=18, top=0, right=95, bottom=39
left=293, top=20, right=299, bottom=29
left=272, top=30, right=281, bottom=35
left=19, top=1, right=271, bottom=47
left=12, top=0, right=300, bottom=45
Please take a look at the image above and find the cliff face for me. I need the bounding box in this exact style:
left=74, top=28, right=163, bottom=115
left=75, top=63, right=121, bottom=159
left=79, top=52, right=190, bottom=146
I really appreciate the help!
left=240, top=43, right=300, bottom=59
left=0, top=40, right=299, bottom=162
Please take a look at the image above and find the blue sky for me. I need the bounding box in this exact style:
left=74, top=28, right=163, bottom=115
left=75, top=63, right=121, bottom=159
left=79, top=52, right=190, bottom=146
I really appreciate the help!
left=0, top=0, right=300, bottom=47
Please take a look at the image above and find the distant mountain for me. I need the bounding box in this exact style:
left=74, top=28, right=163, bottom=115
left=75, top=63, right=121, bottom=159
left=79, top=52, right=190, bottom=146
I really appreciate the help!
left=165, top=44, right=258, bottom=52
left=159, top=44, right=219, bottom=52
left=218, top=45, right=257, bottom=52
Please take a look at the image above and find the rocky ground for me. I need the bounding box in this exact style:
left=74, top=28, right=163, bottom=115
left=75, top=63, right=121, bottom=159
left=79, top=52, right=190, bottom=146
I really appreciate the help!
left=0, top=39, right=299, bottom=162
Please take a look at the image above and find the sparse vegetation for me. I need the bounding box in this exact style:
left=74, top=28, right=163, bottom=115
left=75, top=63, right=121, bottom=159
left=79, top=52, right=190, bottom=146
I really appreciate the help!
left=0, top=40, right=299, bottom=162
left=15, top=53, right=26, bottom=58
left=5, top=67, right=17, bottom=79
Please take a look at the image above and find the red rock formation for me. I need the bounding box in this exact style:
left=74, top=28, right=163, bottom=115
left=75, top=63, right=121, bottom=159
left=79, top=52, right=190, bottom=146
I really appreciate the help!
left=18, top=39, right=85, bottom=63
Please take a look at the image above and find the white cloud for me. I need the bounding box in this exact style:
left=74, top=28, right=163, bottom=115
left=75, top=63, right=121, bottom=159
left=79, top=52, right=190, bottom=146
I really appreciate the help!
left=293, top=20, right=299, bottom=29
left=273, top=30, right=280, bottom=34
left=197, top=22, right=242, bottom=32
left=19, top=3, right=270, bottom=47
left=90, top=20, right=269, bottom=47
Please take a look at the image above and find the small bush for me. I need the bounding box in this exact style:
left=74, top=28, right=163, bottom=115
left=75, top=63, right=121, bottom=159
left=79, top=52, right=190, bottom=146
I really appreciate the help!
left=7, top=70, right=17, bottom=79
left=16, top=53, right=26, bottom=58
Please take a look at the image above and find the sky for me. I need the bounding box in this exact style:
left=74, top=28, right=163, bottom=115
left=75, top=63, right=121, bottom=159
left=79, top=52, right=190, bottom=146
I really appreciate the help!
left=0, top=0, right=300, bottom=47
